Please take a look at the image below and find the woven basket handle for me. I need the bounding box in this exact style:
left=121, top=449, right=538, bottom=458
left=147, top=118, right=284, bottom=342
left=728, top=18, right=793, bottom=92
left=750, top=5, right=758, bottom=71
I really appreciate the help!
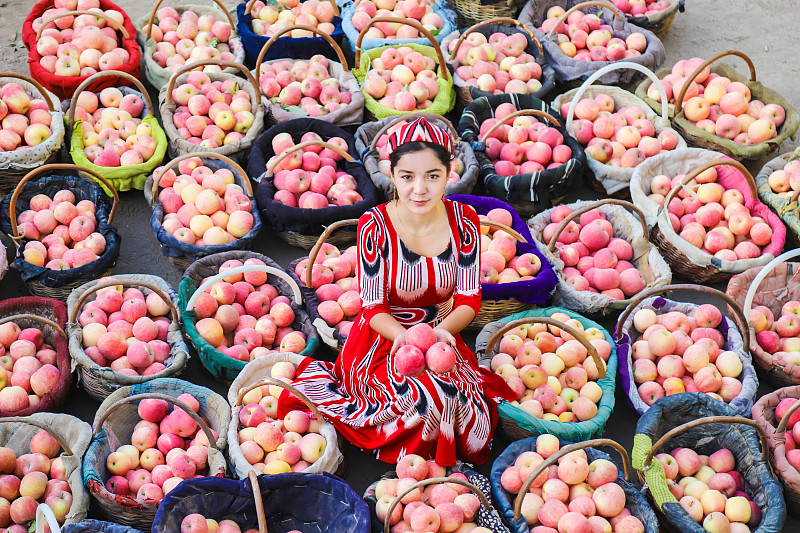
left=68, top=70, right=154, bottom=128
left=152, top=152, right=252, bottom=200
left=247, top=470, right=269, bottom=533
left=236, top=376, right=326, bottom=422
left=481, top=317, right=606, bottom=379
left=0, top=72, right=55, bottom=111
left=513, top=438, right=630, bottom=521
left=354, top=17, right=449, bottom=81
left=478, top=109, right=562, bottom=143
left=306, top=219, right=359, bottom=288
left=675, top=50, right=756, bottom=112
left=246, top=0, right=338, bottom=16
left=0, top=417, right=74, bottom=456
left=613, top=283, right=751, bottom=348
left=642, top=416, right=769, bottom=472
left=146, top=0, right=235, bottom=39
left=545, top=0, right=624, bottom=38
left=266, top=140, right=354, bottom=176
left=384, top=476, right=492, bottom=533
left=660, top=159, right=757, bottom=211
left=368, top=113, right=459, bottom=151
left=546, top=199, right=647, bottom=253
left=36, top=504, right=62, bottom=533
left=0, top=314, right=66, bottom=341
left=93, top=392, right=218, bottom=449
left=166, top=59, right=262, bottom=104
left=480, top=220, right=527, bottom=243
left=69, top=278, right=178, bottom=325
left=566, top=62, right=668, bottom=129
left=10, top=164, right=119, bottom=239
left=186, top=264, right=302, bottom=311
left=255, top=24, right=349, bottom=78
left=450, top=18, right=542, bottom=60
left=37, top=10, right=130, bottom=40
left=742, top=249, right=800, bottom=330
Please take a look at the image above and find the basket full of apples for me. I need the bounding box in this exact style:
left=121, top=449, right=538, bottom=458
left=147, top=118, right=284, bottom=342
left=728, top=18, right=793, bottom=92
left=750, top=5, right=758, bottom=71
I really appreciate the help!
left=64, top=71, right=168, bottom=193
left=475, top=310, right=617, bottom=442
left=66, top=275, right=190, bottom=401
left=441, top=17, right=556, bottom=106
left=632, top=393, right=785, bottom=533
left=356, top=112, right=479, bottom=201
left=22, top=0, right=142, bottom=101
left=0, top=163, right=121, bottom=301
left=253, top=26, right=365, bottom=126
left=491, top=435, right=658, bottom=533
left=227, top=355, right=344, bottom=478
left=0, top=72, right=66, bottom=194
left=753, top=148, right=800, bottom=243
left=136, top=0, right=245, bottom=90
left=82, top=380, right=230, bottom=529
left=0, top=414, right=93, bottom=530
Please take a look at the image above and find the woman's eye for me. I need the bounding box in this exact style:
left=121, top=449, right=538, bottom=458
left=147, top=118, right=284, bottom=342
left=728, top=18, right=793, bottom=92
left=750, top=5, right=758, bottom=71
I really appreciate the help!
left=428, top=174, right=441, bottom=180
left=401, top=175, right=413, bottom=180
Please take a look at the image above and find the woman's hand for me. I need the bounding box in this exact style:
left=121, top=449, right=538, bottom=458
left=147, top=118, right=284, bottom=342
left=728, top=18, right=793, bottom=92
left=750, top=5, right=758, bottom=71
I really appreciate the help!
left=434, top=327, right=456, bottom=347
left=390, top=332, right=407, bottom=357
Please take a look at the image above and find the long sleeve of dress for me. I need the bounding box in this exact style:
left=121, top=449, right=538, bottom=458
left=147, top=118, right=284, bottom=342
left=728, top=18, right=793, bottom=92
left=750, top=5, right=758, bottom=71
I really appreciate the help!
left=357, top=209, right=391, bottom=324
left=452, top=203, right=482, bottom=317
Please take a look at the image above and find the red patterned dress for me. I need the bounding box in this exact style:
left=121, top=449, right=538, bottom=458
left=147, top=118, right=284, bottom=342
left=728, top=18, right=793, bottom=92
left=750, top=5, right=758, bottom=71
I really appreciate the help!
left=279, top=199, right=516, bottom=466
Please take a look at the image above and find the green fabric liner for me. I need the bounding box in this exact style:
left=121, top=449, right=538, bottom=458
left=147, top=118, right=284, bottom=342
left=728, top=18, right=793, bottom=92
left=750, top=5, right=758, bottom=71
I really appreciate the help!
left=494, top=307, right=617, bottom=442
left=67, top=115, right=168, bottom=193
left=352, top=43, right=455, bottom=119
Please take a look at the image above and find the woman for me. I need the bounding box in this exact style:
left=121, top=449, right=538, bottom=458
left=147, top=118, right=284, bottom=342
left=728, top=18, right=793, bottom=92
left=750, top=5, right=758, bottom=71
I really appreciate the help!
left=279, top=117, right=515, bottom=466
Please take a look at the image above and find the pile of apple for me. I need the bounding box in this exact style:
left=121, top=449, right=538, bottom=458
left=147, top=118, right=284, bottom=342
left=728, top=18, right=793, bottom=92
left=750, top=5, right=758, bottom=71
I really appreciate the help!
left=372, top=119, right=465, bottom=186
left=17, top=188, right=107, bottom=271
left=765, top=155, right=800, bottom=198
left=541, top=206, right=648, bottom=299
left=480, top=103, right=574, bottom=177
left=157, top=157, right=255, bottom=246
left=654, top=446, right=761, bottom=531
left=0, top=320, right=62, bottom=412
left=170, top=72, right=255, bottom=147
left=180, top=515, right=258, bottom=533
left=374, top=453, right=488, bottom=532
left=499, top=433, right=645, bottom=532
left=32, top=0, right=130, bottom=77
left=363, top=47, right=441, bottom=112
left=775, top=396, right=800, bottom=460
left=74, top=87, right=159, bottom=168
left=610, top=0, right=672, bottom=17
left=237, top=361, right=328, bottom=474
left=0, top=82, right=53, bottom=152
left=103, top=394, right=220, bottom=503
left=77, top=278, right=173, bottom=376
left=446, top=32, right=543, bottom=96
left=537, top=7, right=648, bottom=62
left=0, top=431, right=75, bottom=530
left=560, top=95, right=681, bottom=168
left=142, top=6, right=235, bottom=73
left=193, top=258, right=309, bottom=361
left=259, top=56, right=352, bottom=118
left=751, top=301, right=800, bottom=370
left=393, top=323, right=458, bottom=376
left=644, top=167, right=773, bottom=261
left=352, top=0, right=445, bottom=38
left=478, top=207, right=542, bottom=285
left=247, top=0, right=337, bottom=38
left=489, top=313, right=612, bottom=422
left=643, top=58, right=785, bottom=145
left=630, top=305, right=745, bottom=406
left=294, top=243, right=358, bottom=338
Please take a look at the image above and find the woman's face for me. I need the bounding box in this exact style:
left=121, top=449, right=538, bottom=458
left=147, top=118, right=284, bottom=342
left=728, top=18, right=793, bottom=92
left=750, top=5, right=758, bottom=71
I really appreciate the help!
left=390, top=148, right=448, bottom=215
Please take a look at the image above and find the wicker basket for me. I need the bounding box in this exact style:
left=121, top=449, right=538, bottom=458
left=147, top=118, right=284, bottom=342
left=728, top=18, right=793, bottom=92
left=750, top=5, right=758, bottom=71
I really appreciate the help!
left=475, top=309, right=616, bottom=441
left=650, top=158, right=787, bottom=283
left=448, top=0, right=527, bottom=28
left=669, top=50, right=800, bottom=160
left=2, top=163, right=120, bottom=300
left=66, top=275, right=189, bottom=401
left=83, top=383, right=229, bottom=529
left=35, top=506, right=147, bottom=533
left=227, top=355, right=344, bottom=478
left=0, top=72, right=64, bottom=195
left=754, top=149, right=800, bottom=245
left=614, top=283, right=760, bottom=417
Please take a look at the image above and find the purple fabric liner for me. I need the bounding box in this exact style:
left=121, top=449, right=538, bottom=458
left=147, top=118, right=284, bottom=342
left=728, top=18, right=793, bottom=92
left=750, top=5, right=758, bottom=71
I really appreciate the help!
left=448, top=194, right=557, bottom=305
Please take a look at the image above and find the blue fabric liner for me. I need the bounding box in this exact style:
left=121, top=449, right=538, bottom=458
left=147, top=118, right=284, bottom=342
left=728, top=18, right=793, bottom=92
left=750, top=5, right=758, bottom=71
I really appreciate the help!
left=62, top=520, right=144, bottom=533
left=491, top=436, right=659, bottom=533
left=448, top=194, right=556, bottom=305
left=236, top=3, right=346, bottom=68
left=0, top=173, right=120, bottom=287
left=152, top=472, right=371, bottom=533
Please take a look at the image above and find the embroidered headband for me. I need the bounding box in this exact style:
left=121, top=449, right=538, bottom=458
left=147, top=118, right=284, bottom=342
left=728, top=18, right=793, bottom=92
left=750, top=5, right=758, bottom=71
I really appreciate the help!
left=387, top=117, right=453, bottom=155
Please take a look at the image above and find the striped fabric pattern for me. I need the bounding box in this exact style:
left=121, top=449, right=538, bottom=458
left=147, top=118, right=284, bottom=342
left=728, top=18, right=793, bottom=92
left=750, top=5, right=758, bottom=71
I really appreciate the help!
left=387, top=117, right=453, bottom=155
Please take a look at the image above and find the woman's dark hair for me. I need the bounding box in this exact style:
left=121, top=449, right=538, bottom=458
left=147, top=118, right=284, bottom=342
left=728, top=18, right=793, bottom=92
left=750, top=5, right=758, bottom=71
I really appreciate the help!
left=389, top=141, right=452, bottom=173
